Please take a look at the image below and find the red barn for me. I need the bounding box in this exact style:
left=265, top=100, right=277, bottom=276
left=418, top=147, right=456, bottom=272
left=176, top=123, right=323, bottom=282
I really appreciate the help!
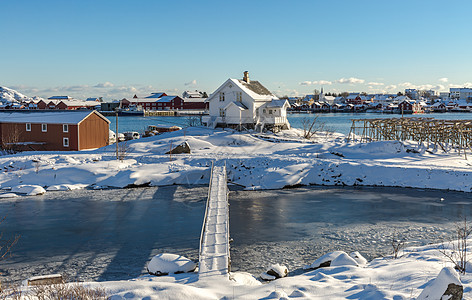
left=0, top=111, right=110, bottom=151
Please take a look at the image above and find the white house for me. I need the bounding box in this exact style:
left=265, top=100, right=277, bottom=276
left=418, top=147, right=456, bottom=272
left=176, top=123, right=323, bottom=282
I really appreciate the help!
left=203, top=72, right=290, bottom=131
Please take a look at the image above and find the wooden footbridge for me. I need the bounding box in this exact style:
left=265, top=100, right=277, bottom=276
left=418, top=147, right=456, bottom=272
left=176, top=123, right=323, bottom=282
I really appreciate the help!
left=198, top=164, right=231, bottom=277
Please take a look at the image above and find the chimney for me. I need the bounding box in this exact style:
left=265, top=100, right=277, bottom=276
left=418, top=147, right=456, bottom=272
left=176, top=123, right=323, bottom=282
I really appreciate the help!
left=243, top=71, right=250, bottom=83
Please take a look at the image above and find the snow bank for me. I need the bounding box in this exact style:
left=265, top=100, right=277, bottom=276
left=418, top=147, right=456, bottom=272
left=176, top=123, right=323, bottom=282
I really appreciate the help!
left=11, top=185, right=46, bottom=196
left=147, top=253, right=197, bottom=276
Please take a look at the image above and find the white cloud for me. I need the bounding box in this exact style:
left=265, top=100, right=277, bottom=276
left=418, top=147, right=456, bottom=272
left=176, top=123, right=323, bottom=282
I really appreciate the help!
left=94, top=82, right=114, bottom=88
left=313, top=80, right=332, bottom=85
left=385, top=85, right=398, bottom=90
left=438, top=78, right=448, bottom=83
left=184, top=80, right=197, bottom=86
left=299, top=81, right=312, bottom=86
left=368, top=82, right=384, bottom=86
left=299, top=80, right=332, bottom=86
left=336, top=77, right=365, bottom=84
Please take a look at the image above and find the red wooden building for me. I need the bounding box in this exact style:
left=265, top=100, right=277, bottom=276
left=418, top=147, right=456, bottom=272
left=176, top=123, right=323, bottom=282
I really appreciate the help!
left=0, top=111, right=110, bottom=151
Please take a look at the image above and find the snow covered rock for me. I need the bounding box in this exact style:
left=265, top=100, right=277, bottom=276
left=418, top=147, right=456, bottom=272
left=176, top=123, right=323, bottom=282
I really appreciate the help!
left=261, top=264, right=288, bottom=281
left=47, top=185, right=71, bottom=191
left=165, top=142, right=191, bottom=154
left=349, top=251, right=368, bottom=265
left=147, top=253, right=197, bottom=276
left=11, top=185, right=46, bottom=196
left=260, top=272, right=276, bottom=281
left=0, top=193, right=19, bottom=199
left=304, top=251, right=345, bottom=270
left=417, top=267, right=462, bottom=300
left=330, top=252, right=359, bottom=267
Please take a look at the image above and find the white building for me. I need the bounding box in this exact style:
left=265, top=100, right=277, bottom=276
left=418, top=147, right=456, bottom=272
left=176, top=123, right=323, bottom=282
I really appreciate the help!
left=450, top=88, right=472, bottom=102
left=203, top=72, right=290, bottom=131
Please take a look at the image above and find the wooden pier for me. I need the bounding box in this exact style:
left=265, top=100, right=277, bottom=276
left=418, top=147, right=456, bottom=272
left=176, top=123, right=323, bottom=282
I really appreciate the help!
left=199, top=164, right=231, bottom=277
left=144, top=111, right=175, bottom=116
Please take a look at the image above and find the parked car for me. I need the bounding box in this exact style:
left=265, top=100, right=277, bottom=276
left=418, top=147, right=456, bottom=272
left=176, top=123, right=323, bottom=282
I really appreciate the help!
left=123, top=131, right=140, bottom=140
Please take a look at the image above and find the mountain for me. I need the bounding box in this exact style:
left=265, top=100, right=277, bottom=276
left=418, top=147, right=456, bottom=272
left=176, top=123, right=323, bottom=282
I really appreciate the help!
left=0, top=86, right=44, bottom=103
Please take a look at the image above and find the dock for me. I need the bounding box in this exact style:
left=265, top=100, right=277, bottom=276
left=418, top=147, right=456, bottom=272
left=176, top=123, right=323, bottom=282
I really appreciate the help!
left=199, top=164, right=230, bottom=277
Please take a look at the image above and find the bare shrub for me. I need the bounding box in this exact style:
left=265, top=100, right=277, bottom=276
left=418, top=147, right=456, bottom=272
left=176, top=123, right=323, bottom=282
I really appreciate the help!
left=391, top=232, right=406, bottom=259
left=301, top=116, right=331, bottom=139
left=1, top=125, right=21, bottom=154
left=30, top=282, right=108, bottom=300
left=117, top=141, right=130, bottom=161
left=439, top=216, right=472, bottom=274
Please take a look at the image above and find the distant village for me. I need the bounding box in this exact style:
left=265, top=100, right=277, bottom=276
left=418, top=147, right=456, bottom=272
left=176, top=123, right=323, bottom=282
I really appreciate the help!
left=2, top=85, right=472, bottom=115
left=285, top=87, right=472, bottom=114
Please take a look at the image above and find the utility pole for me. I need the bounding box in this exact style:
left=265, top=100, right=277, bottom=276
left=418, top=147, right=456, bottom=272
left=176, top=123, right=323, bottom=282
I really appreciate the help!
left=115, top=108, right=119, bottom=160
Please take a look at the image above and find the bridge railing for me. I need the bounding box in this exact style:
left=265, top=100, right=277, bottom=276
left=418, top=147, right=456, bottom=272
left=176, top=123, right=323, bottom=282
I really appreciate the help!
left=199, top=161, right=214, bottom=258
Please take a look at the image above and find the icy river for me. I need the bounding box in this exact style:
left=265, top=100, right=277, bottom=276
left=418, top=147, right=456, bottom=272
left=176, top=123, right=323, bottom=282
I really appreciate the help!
left=0, top=185, right=470, bottom=284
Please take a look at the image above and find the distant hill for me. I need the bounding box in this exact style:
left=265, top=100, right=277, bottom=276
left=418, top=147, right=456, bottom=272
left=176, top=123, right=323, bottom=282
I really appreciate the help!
left=0, top=86, right=44, bottom=103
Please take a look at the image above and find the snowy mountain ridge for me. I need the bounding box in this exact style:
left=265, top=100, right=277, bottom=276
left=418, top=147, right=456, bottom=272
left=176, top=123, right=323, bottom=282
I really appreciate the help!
left=0, top=86, right=43, bottom=103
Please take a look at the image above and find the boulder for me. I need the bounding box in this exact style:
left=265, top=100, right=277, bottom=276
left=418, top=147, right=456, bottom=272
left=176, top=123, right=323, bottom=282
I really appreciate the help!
left=147, top=253, right=197, bottom=276
left=165, top=142, right=191, bottom=155
left=417, top=267, right=463, bottom=300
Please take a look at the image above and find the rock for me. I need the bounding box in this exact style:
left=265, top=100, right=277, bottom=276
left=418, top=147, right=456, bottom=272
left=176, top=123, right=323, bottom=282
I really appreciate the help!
left=330, top=252, right=358, bottom=267
left=147, top=253, right=197, bottom=276
left=266, top=263, right=288, bottom=278
left=11, top=185, right=46, bottom=196
left=165, top=142, right=191, bottom=154
left=349, top=251, right=368, bottom=265
left=417, top=267, right=462, bottom=300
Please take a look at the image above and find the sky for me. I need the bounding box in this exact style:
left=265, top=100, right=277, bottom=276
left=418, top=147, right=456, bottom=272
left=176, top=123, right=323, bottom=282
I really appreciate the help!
left=1, top=0, right=472, bottom=100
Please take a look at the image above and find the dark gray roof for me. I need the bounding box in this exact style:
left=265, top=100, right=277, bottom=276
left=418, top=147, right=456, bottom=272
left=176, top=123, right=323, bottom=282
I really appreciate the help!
left=237, top=80, right=272, bottom=96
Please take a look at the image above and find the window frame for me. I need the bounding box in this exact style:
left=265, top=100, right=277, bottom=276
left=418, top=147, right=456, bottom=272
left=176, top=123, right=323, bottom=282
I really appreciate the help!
left=63, top=124, right=69, bottom=133
left=41, top=124, right=47, bottom=132
left=63, top=137, right=69, bottom=147
left=26, top=123, right=31, bottom=132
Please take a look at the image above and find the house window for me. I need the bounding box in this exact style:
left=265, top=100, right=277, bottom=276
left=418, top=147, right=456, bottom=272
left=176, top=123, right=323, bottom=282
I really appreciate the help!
left=63, top=137, right=69, bottom=147
left=63, top=124, right=69, bottom=133
left=219, top=108, right=225, bottom=117
left=26, top=123, right=31, bottom=131
left=269, top=110, right=273, bottom=114
left=219, top=92, right=225, bottom=101
left=41, top=124, right=47, bottom=132
left=236, top=92, right=242, bottom=102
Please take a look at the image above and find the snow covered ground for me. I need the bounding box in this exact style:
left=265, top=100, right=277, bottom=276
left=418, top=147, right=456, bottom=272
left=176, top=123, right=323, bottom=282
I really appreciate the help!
left=1, top=126, right=471, bottom=195
left=2, top=126, right=472, bottom=298
left=59, top=240, right=472, bottom=299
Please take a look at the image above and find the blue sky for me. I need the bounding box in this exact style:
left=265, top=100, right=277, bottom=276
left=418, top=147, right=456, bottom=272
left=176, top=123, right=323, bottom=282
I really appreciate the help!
left=1, top=0, right=471, bottom=99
